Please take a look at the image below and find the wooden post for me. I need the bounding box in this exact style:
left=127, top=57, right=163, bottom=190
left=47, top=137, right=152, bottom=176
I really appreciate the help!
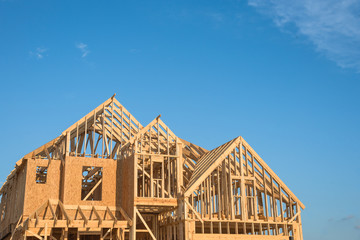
left=66, top=132, right=70, bottom=156
left=44, top=223, right=48, bottom=240
left=239, top=142, right=247, bottom=220
left=129, top=207, right=137, bottom=240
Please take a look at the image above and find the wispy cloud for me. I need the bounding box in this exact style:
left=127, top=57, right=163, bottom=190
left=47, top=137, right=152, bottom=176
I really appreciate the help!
left=248, top=0, right=360, bottom=71
left=341, top=215, right=355, bottom=221
left=355, top=225, right=360, bottom=230
left=29, top=47, right=48, bottom=59
left=76, top=42, right=90, bottom=58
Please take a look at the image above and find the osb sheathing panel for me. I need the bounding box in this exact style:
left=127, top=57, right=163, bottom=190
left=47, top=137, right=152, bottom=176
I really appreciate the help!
left=11, top=164, right=26, bottom=222
left=119, top=155, right=134, bottom=218
left=23, top=159, right=61, bottom=216
left=0, top=163, right=26, bottom=234
left=62, top=156, right=119, bottom=207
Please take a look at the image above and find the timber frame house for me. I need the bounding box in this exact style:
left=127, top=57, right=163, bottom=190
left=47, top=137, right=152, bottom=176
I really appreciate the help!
left=0, top=95, right=304, bottom=240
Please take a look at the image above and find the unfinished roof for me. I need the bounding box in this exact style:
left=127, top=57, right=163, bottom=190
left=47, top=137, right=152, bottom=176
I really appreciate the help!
left=185, top=137, right=238, bottom=193
left=0, top=94, right=305, bottom=240
left=0, top=95, right=206, bottom=194
left=185, top=136, right=305, bottom=209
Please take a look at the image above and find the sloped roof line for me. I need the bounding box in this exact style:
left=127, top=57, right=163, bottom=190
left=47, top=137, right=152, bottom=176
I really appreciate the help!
left=240, top=137, right=305, bottom=209
left=185, top=136, right=240, bottom=195
left=188, top=137, right=238, bottom=180
left=186, top=137, right=237, bottom=184
left=184, top=136, right=305, bottom=209
left=179, top=138, right=208, bottom=164
left=193, top=137, right=237, bottom=172
left=22, top=95, right=142, bottom=160
left=63, top=97, right=143, bottom=139
left=1, top=96, right=144, bottom=194
left=130, top=115, right=178, bottom=146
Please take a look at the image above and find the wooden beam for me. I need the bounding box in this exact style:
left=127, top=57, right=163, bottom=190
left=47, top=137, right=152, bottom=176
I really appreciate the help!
left=135, top=209, right=156, bottom=240
left=83, top=179, right=103, bottom=201
left=184, top=199, right=203, bottom=224
left=26, top=230, right=43, bottom=240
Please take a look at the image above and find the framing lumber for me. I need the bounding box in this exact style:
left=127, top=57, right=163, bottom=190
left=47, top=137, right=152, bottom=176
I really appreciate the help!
left=0, top=95, right=304, bottom=240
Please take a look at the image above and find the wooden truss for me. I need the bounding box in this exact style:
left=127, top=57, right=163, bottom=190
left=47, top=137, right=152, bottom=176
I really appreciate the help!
left=18, top=199, right=130, bottom=240
left=0, top=96, right=304, bottom=240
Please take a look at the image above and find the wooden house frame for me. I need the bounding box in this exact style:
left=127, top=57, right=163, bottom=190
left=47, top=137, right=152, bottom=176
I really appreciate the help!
left=0, top=96, right=304, bottom=240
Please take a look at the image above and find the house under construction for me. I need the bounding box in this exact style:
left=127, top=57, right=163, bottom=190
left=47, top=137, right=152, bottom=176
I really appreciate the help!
left=0, top=96, right=304, bottom=240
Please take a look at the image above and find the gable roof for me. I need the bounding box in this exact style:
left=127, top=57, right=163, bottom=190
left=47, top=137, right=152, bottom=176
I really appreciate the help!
left=22, top=95, right=142, bottom=160
left=184, top=136, right=305, bottom=209
left=185, top=136, right=240, bottom=195
left=1, top=95, right=205, bottom=194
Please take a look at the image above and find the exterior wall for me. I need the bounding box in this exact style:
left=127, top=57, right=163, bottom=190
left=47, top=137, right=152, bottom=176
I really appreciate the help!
left=23, top=158, right=61, bottom=217
left=5, top=156, right=123, bottom=221
left=62, top=156, right=119, bottom=207
left=119, top=155, right=135, bottom=219
left=10, top=164, right=26, bottom=223
left=0, top=163, right=26, bottom=239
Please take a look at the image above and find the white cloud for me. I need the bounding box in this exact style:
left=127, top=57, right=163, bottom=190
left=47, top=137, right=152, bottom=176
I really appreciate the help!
left=29, top=47, right=48, bottom=59
left=76, top=42, right=90, bottom=58
left=248, top=0, right=360, bottom=71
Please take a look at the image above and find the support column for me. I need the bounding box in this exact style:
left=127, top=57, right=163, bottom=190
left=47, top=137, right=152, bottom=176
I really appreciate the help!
left=129, top=207, right=137, bottom=240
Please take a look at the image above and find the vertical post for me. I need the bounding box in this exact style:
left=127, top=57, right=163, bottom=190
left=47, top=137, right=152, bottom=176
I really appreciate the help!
left=134, top=148, right=138, bottom=198
left=166, top=127, right=170, bottom=155
left=102, top=104, right=105, bottom=158
left=222, top=160, right=228, bottom=218
left=177, top=200, right=184, bottom=240
left=200, top=183, right=203, bottom=218
left=84, top=116, right=87, bottom=156
left=217, top=167, right=221, bottom=220
left=157, top=119, right=160, bottom=154
left=253, top=180, right=258, bottom=221
left=110, top=101, right=114, bottom=154
left=130, top=208, right=137, bottom=240
left=161, top=159, right=165, bottom=198
left=271, top=178, right=277, bottom=222
left=150, top=156, right=153, bottom=197
left=64, top=228, right=68, bottom=240
left=263, top=168, right=269, bottom=220
left=239, top=141, right=247, bottom=220
left=228, top=154, right=235, bottom=220
left=44, top=223, right=48, bottom=240
left=176, top=138, right=183, bottom=194
left=296, top=203, right=303, bottom=240
left=92, top=110, right=96, bottom=156
left=120, top=106, right=123, bottom=150
left=209, top=175, right=213, bottom=220
left=279, top=185, right=284, bottom=222
left=142, top=156, right=145, bottom=197
left=75, top=123, right=79, bottom=156
left=130, top=142, right=138, bottom=239
left=66, top=132, right=70, bottom=156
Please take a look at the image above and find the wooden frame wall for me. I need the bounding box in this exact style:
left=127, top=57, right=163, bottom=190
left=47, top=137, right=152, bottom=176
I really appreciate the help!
left=0, top=96, right=304, bottom=240
left=183, top=137, right=303, bottom=240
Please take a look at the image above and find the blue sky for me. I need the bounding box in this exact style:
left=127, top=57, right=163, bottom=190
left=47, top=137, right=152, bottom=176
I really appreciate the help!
left=0, top=0, right=360, bottom=239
